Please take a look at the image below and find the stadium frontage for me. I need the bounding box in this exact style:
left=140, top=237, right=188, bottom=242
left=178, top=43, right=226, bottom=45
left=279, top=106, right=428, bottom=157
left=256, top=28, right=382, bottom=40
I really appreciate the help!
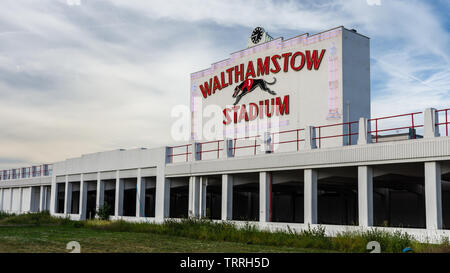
left=1, top=26, right=450, bottom=243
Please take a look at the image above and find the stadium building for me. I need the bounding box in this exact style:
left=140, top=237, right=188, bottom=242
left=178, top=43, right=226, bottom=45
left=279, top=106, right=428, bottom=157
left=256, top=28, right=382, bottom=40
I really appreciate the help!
left=1, top=26, right=450, bottom=242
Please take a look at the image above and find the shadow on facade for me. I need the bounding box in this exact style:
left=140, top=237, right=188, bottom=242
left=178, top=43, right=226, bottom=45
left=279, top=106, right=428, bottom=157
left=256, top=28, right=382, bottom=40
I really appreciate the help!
left=70, top=182, right=80, bottom=214
left=439, top=161, right=450, bottom=229
left=205, top=175, right=221, bottom=220
left=170, top=177, right=189, bottom=218
left=318, top=167, right=358, bottom=226
left=233, top=173, right=259, bottom=221
left=56, top=183, right=65, bottom=213
left=144, top=177, right=156, bottom=218
left=123, top=178, right=137, bottom=217
left=103, top=180, right=116, bottom=216
left=85, top=181, right=96, bottom=219
left=271, top=170, right=304, bottom=223
left=373, top=163, right=425, bottom=228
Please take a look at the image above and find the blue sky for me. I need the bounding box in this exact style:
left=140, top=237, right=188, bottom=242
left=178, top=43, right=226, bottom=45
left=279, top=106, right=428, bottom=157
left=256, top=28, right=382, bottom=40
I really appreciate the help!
left=0, top=0, right=449, bottom=168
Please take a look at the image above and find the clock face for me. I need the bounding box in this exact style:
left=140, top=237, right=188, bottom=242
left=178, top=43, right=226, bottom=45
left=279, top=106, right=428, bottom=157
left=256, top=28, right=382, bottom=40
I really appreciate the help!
left=251, top=27, right=264, bottom=44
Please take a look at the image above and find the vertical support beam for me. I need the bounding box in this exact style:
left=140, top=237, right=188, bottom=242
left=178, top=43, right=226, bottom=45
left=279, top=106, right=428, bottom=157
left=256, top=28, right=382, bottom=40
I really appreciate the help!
left=357, top=118, right=371, bottom=145
left=259, top=172, right=271, bottom=222
left=358, top=166, right=373, bottom=227
left=155, top=147, right=170, bottom=222
left=50, top=174, right=57, bottom=215
left=194, top=142, right=202, bottom=161
left=155, top=174, right=170, bottom=221
left=424, top=108, right=440, bottom=138
left=19, top=187, right=23, bottom=213
left=136, top=168, right=146, bottom=217
left=262, top=132, right=273, bottom=154
left=114, top=170, right=124, bottom=217
left=222, top=139, right=234, bottom=159
left=165, top=147, right=173, bottom=164
left=304, top=169, right=318, bottom=224
left=79, top=174, right=87, bottom=220
left=64, top=176, right=72, bottom=215
left=221, top=174, right=233, bottom=220
left=188, top=176, right=200, bottom=218
left=9, top=188, right=13, bottom=212
left=304, top=126, right=317, bottom=150
left=95, top=172, right=104, bottom=213
left=0, top=188, right=3, bottom=211
left=425, top=162, right=443, bottom=230
left=39, top=185, right=45, bottom=212
left=199, top=177, right=207, bottom=218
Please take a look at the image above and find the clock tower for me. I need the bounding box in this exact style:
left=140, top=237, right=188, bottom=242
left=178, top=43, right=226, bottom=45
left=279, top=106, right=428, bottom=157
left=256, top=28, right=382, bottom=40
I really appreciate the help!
left=246, top=27, right=273, bottom=48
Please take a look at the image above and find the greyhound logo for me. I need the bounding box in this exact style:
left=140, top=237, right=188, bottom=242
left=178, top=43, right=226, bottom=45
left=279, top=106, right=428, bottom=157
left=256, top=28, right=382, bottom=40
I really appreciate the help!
left=232, top=77, right=277, bottom=105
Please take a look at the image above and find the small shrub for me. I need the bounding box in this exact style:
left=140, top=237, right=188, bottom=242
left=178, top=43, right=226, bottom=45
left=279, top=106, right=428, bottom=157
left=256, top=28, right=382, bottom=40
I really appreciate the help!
left=96, top=202, right=112, bottom=221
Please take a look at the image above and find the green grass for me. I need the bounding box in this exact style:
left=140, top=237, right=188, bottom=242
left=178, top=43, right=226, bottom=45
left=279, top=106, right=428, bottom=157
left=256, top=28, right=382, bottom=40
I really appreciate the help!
left=0, top=225, right=332, bottom=253
left=0, top=212, right=449, bottom=253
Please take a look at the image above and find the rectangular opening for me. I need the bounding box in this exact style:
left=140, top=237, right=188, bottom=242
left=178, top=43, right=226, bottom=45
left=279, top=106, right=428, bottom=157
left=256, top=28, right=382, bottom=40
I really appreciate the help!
left=233, top=173, right=259, bottom=221
left=70, top=182, right=80, bottom=214
left=373, top=163, right=425, bottom=228
left=205, top=175, right=221, bottom=220
left=169, top=177, right=189, bottom=218
left=103, top=180, right=116, bottom=216
left=443, top=171, right=450, bottom=229
left=318, top=167, right=358, bottom=226
left=272, top=170, right=304, bottom=223
left=56, top=183, right=65, bottom=214
left=123, top=178, right=137, bottom=217
left=86, top=181, right=97, bottom=220
left=144, top=177, right=156, bottom=218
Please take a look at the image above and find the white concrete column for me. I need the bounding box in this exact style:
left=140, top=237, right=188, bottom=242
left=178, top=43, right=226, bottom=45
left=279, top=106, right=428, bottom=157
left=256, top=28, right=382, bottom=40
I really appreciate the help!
left=44, top=186, right=49, bottom=211
left=425, top=162, right=443, bottom=230
left=136, top=168, right=146, bottom=217
left=95, top=172, right=104, bottom=213
left=0, top=188, right=3, bottom=211
left=64, top=176, right=72, bottom=215
left=199, top=177, right=207, bottom=218
left=165, top=147, right=174, bottom=164
left=304, top=169, right=318, bottom=224
left=357, top=118, right=371, bottom=145
left=222, top=139, right=234, bottom=158
left=50, top=175, right=57, bottom=215
left=155, top=176, right=170, bottom=221
left=194, top=142, right=202, bottom=161
left=79, top=174, right=87, bottom=220
left=358, top=166, right=373, bottom=227
left=114, top=170, right=124, bottom=217
left=9, top=188, right=13, bottom=213
left=188, top=176, right=200, bottom=218
left=39, top=185, right=45, bottom=212
left=221, top=174, right=233, bottom=220
left=259, top=172, right=271, bottom=223
left=424, top=108, right=440, bottom=138
left=19, top=187, right=23, bottom=213
left=304, top=126, right=317, bottom=150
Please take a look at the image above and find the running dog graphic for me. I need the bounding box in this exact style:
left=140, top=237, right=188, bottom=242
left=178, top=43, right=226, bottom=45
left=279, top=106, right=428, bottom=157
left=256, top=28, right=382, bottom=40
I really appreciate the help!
left=232, top=77, right=277, bottom=105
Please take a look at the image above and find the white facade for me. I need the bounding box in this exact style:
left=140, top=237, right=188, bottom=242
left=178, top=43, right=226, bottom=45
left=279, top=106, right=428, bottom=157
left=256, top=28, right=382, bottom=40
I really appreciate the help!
left=0, top=27, right=450, bottom=243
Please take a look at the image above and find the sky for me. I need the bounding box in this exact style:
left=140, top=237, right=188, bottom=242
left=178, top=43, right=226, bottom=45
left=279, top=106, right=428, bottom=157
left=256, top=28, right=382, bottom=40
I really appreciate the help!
left=0, top=0, right=449, bottom=168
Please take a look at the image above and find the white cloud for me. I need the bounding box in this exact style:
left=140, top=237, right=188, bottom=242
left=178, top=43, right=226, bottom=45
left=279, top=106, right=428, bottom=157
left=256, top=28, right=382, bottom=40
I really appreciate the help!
left=0, top=0, right=448, bottom=168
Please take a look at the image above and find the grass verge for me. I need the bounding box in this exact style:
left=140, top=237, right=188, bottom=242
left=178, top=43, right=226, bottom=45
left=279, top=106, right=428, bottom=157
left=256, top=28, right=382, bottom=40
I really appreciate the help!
left=0, top=212, right=449, bottom=253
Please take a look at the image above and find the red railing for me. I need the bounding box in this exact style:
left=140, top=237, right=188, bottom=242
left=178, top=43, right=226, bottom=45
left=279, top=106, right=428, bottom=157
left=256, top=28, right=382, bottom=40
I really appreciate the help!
left=233, top=135, right=261, bottom=156
left=196, top=140, right=224, bottom=160
left=165, top=109, right=448, bottom=163
left=314, top=121, right=359, bottom=148
left=271, top=128, right=305, bottom=152
left=369, top=112, right=423, bottom=143
left=436, top=108, right=450, bottom=137
left=168, top=144, right=192, bottom=163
